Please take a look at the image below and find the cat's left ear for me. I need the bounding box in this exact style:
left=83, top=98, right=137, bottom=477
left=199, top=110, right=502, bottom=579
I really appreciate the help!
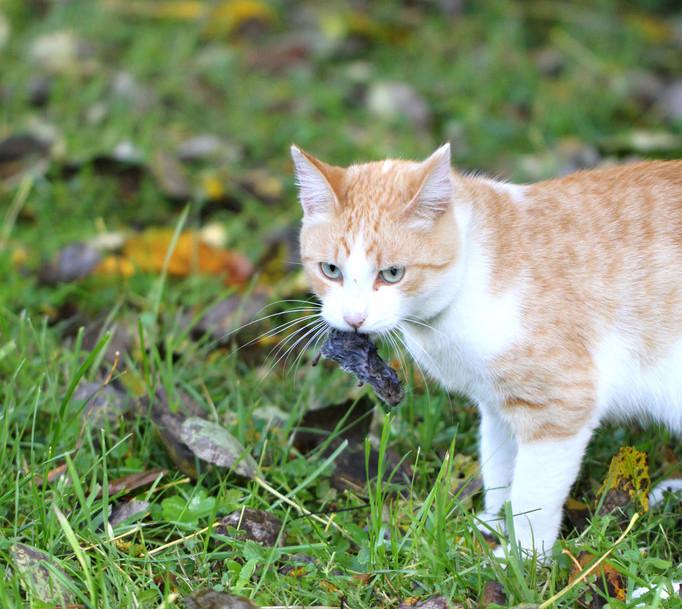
left=404, top=143, right=452, bottom=224
left=290, top=145, right=343, bottom=222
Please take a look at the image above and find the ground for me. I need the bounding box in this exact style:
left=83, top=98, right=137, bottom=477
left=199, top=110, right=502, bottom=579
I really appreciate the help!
left=0, top=1, right=681, bottom=607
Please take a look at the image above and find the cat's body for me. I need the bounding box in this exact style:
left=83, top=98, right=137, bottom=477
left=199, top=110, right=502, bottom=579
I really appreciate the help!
left=291, top=143, right=682, bottom=557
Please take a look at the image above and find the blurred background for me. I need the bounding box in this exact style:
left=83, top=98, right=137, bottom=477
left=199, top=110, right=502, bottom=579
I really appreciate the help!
left=1, top=0, right=681, bottom=277
left=1, top=2, right=681, bottom=606
left=1, top=0, right=681, bottom=365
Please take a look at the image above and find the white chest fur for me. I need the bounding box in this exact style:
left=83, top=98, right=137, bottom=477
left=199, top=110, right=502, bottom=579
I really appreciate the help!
left=401, top=241, right=525, bottom=407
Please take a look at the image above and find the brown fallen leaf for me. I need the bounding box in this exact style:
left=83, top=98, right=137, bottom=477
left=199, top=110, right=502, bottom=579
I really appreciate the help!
left=569, top=551, right=626, bottom=608
left=106, top=469, right=166, bottom=497
left=10, top=543, right=75, bottom=606
left=479, top=581, right=506, bottom=608
left=215, top=507, right=282, bottom=546
left=246, top=37, right=311, bottom=74
left=33, top=463, right=68, bottom=486
left=398, top=596, right=451, bottom=609
left=184, top=589, right=260, bottom=609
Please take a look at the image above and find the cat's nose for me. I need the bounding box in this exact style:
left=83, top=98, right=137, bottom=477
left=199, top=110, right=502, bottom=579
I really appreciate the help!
left=343, top=312, right=367, bottom=329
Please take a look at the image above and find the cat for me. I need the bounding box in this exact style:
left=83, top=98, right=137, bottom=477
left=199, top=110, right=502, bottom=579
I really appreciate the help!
left=291, top=142, right=682, bottom=559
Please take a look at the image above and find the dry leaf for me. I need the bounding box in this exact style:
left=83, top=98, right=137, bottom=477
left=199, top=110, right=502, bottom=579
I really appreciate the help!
left=109, top=499, right=151, bottom=526
left=569, top=551, right=626, bottom=608
left=180, top=417, right=257, bottom=478
left=479, top=581, right=506, bottom=608
left=10, top=543, right=75, bottom=606
left=0, top=132, right=51, bottom=185
left=123, top=228, right=253, bottom=285
left=204, top=0, right=276, bottom=38
left=215, top=507, right=282, bottom=546
left=39, top=242, right=101, bottom=284
left=565, top=497, right=591, bottom=533
left=293, top=397, right=412, bottom=492
left=398, top=596, right=450, bottom=609
left=106, top=469, right=166, bottom=497
left=597, top=446, right=650, bottom=515
left=144, top=388, right=206, bottom=479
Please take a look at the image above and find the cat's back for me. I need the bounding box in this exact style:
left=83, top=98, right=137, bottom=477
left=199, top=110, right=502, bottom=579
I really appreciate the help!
left=525, top=160, right=682, bottom=222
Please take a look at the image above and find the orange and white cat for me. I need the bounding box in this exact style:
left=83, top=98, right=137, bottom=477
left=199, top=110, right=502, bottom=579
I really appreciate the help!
left=291, top=143, right=682, bottom=558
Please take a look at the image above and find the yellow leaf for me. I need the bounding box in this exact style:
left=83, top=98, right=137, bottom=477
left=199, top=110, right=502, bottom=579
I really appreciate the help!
left=204, top=0, right=276, bottom=38
left=123, top=228, right=253, bottom=285
left=105, top=0, right=203, bottom=20
left=11, top=246, right=27, bottom=267
left=96, top=255, right=136, bottom=278
left=200, top=172, right=226, bottom=200
left=598, top=446, right=650, bottom=513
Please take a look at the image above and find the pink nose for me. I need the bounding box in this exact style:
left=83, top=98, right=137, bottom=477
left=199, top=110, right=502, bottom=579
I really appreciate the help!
left=343, top=312, right=367, bottom=329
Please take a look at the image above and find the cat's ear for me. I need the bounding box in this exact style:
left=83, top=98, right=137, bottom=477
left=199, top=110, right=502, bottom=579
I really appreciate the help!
left=404, top=143, right=452, bottom=224
left=290, top=145, right=343, bottom=221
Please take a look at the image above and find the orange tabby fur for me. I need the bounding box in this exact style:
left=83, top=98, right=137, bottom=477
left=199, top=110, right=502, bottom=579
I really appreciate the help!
left=293, top=144, right=682, bottom=557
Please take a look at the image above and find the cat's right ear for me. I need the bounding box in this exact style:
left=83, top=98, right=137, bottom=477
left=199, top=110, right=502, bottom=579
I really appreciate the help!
left=290, top=145, right=342, bottom=221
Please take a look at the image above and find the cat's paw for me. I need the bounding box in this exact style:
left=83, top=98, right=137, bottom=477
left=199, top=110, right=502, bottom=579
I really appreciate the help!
left=492, top=541, right=552, bottom=565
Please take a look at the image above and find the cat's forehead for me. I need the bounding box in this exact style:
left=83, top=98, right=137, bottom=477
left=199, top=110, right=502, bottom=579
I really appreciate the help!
left=328, top=160, right=417, bottom=244
left=341, top=160, right=421, bottom=212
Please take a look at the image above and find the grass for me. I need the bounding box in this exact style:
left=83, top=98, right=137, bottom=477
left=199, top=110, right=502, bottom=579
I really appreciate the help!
left=1, top=0, right=681, bottom=607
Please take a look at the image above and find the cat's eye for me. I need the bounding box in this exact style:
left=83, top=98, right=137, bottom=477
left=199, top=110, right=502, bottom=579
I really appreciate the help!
left=320, top=262, right=342, bottom=281
left=379, top=266, right=405, bottom=284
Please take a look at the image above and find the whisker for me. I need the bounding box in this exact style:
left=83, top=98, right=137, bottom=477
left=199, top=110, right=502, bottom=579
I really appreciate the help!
left=395, top=325, right=455, bottom=411
left=223, top=313, right=322, bottom=360
left=389, top=330, right=408, bottom=380
left=291, top=321, right=329, bottom=379
left=265, top=319, right=327, bottom=376
left=382, top=330, right=409, bottom=386
left=202, top=306, right=320, bottom=352
left=266, top=318, right=323, bottom=363
left=403, top=316, right=446, bottom=337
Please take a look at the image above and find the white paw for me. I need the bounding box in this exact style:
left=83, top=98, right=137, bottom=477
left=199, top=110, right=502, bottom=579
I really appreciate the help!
left=493, top=539, right=552, bottom=565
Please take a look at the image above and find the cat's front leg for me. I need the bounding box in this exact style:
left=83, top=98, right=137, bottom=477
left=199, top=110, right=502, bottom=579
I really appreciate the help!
left=476, top=407, right=516, bottom=533
left=500, top=426, right=593, bottom=558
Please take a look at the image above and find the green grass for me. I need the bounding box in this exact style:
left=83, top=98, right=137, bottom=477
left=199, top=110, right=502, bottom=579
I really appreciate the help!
left=1, top=0, right=681, bottom=607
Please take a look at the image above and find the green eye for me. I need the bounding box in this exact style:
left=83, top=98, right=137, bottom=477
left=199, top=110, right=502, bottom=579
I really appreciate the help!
left=379, top=266, right=405, bottom=284
left=320, top=262, right=342, bottom=280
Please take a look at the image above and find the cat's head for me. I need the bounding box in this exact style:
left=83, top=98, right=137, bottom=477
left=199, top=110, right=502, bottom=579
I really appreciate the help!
left=292, top=144, right=459, bottom=335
